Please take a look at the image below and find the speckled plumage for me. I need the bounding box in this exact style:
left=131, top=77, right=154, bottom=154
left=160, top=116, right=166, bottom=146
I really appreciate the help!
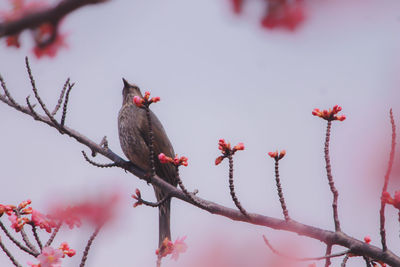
left=118, top=79, right=177, bottom=246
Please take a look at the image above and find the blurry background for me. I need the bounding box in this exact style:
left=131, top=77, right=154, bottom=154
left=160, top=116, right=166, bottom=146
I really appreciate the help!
left=1, top=0, right=400, bottom=266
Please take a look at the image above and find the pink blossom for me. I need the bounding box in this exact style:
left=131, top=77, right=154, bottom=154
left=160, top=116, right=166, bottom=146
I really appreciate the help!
left=32, top=209, right=55, bottom=233
left=36, top=247, right=63, bottom=267
left=59, top=242, right=76, bottom=257
left=171, top=236, right=188, bottom=261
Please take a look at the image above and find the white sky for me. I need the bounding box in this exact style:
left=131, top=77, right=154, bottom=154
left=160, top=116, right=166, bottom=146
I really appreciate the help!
left=1, top=0, right=400, bottom=266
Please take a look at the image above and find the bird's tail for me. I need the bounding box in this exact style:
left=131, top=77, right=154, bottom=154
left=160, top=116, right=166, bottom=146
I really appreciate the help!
left=155, top=188, right=171, bottom=247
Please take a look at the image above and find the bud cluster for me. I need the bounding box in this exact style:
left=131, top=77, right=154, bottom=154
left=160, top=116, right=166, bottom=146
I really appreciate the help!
left=133, top=91, right=161, bottom=108
left=312, top=105, right=346, bottom=121
left=268, top=150, right=286, bottom=161
left=158, top=153, right=188, bottom=167
left=215, top=139, right=245, bottom=165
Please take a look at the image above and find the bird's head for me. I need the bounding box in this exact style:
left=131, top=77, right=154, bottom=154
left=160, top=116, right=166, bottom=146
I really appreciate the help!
left=122, top=78, right=143, bottom=105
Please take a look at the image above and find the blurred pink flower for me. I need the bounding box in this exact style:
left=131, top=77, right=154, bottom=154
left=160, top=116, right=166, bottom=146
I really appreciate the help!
left=36, top=246, right=63, bottom=267
left=171, top=236, right=188, bottom=261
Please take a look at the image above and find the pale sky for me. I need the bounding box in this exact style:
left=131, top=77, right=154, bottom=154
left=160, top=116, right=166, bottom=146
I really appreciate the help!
left=1, top=1, right=400, bottom=266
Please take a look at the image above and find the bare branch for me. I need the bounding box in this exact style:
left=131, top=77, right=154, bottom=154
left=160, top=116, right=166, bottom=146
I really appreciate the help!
left=340, top=254, right=349, bottom=267
left=25, top=57, right=61, bottom=130
left=26, top=96, right=42, bottom=121
left=30, top=224, right=43, bottom=251
left=324, top=120, right=341, bottom=232
left=61, top=82, right=74, bottom=127
left=380, top=109, right=396, bottom=251
left=45, top=222, right=62, bottom=247
left=228, top=154, right=249, bottom=218
left=0, top=221, right=36, bottom=256
left=0, top=0, right=109, bottom=38
left=52, top=78, right=70, bottom=116
left=175, top=166, right=205, bottom=208
left=0, top=74, right=23, bottom=112
left=79, top=225, right=101, bottom=267
left=135, top=193, right=171, bottom=208
left=0, top=238, right=22, bottom=267
left=324, top=244, right=332, bottom=267
left=82, top=150, right=118, bottom=168
left=273, top=158, right=290, bottom=221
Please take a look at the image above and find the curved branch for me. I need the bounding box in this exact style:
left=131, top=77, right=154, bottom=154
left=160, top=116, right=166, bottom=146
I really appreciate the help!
left=0, top=0, right=109, bottom=38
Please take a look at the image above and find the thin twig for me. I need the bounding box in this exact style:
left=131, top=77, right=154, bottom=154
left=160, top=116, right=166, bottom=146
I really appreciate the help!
left=379, top=109, right=396, bottom=251
left=79, top=225, right=101, bottom=267
left=45, top=222, right=61, bottom=247
left=52, top=78, right=70, bottom=115
left=274, top=159, right=290, bottom=221
left=325, top=243, right=332, bottom=267
left=20, top=227, right=37, bottom=254
left=324, top=120, right=341, bottom=232
left=91, top=136, right=109, bottom=157
left=17, top=224, right=38, bottom=255
left=0, top=74, right=23, bottom=111
left=30, top=224, right=43, bottom=251
left=263, top=235, right=348, bottom=261
left=26, top=95, right=42, bottom=121
left=0, top=221, right=36, bottom=256
left=228, top=154, right=249, bottom=218
left=341, top=254, right=349, bottom=267
left=25, top=57, right=60, bottom=129
left=61, top=82, right=75, bottom=127
left=0, top=238, right=22, bottom=267
left=175, top=167, right=202, bottom=206
left=137, top=194, right=171, bottom=208
left=82, top=151, right=118, bottom=168
left=99, top=136, right=108, bottom=149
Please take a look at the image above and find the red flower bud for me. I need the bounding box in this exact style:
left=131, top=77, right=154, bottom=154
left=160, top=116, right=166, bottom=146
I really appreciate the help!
left=151, top=96, right=161, bottom=103
left=158, top=153, right=171, bottom=164
left=268, top=151, right=278, bottom=159
left=133, top=96, right=143, bottom=107
left=215, top=156, right=224, bottom=165
left=233, top=142, right=245, bottom=151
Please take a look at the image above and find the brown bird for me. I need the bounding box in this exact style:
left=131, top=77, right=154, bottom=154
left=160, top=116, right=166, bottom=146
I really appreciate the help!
left=118, top=78, right=177, bottom=246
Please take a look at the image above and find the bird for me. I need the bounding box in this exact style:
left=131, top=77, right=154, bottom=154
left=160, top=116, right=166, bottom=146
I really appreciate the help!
left=118, top=78, right=177, bottom=247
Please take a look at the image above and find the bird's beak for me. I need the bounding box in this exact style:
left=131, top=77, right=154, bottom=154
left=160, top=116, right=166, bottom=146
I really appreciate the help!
left=122, top=78, right=129, bottom=87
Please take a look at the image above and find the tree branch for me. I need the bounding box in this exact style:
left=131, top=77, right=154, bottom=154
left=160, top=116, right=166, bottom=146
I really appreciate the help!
left=1, top=71, right=400, bottom=266
left=0, top=0, right=109, bottom=38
